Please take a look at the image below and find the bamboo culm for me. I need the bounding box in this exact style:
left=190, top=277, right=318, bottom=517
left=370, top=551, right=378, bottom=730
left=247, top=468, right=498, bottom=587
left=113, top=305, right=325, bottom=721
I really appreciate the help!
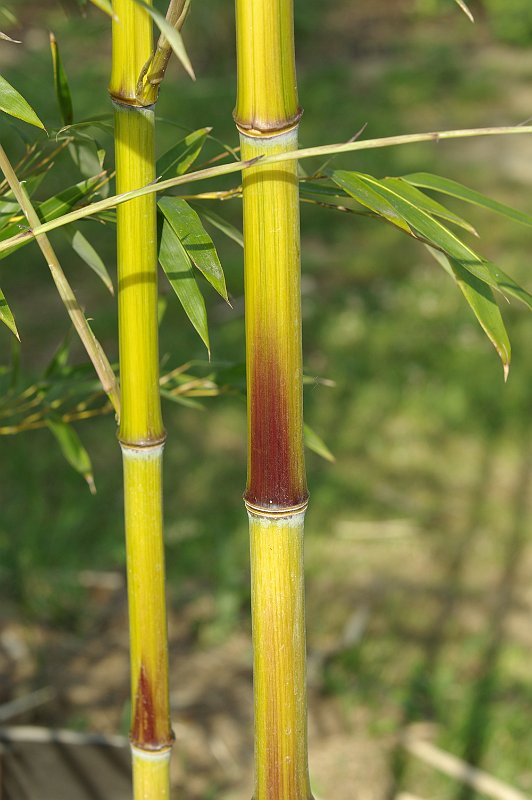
left=110, top=1, right=173, bottom=797
left=235, top=0, right=314, bottom=797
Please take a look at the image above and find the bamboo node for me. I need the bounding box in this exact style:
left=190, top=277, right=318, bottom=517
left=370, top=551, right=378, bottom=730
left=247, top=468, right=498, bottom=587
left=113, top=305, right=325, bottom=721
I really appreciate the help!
left=233, top=107, right=303, bottom=138
left=244, top=497, right=309, bottom=519
left=110, top=94, right=156, bottom=112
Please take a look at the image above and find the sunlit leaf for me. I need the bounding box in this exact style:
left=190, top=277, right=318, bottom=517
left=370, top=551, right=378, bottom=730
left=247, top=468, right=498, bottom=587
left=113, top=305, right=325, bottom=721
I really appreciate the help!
left=304, top=423, right=335, bottom=463
left=427, top=247, right=510, bottom=379
left=65, top=228, right=114, bottom=294
left=156, top=128, right=210, bottom=179
left=158, top=197, right=228, bottom=302
left=453, top=0, right=474, bottom=22
left=382, top=177, right=477, bottom=235
left=341, top=172, right=532, bottom=309
left=50, top=32, right=73, bottom=126
left=0, top=74, right=45, bottom=130
left=159, top=219, right=210, bottom=353
left=134, top=0, right=195, bottom=80
left=0, top=286, right=19, bottom=339
left=46, top=416, right=95, bottom=493
left=331, top=171, right=413, bottom=233
left=0, top=32, right=20, bottom=43
left=195, top=206, right=243, bottom=247
left=88, top=0, right=115, bottom=17
left=403, top=172, right=532, bottom=229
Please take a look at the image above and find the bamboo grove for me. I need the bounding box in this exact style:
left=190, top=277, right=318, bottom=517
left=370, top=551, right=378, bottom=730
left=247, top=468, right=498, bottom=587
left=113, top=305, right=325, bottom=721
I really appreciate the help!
left=1, top=1, right=532, bottom=799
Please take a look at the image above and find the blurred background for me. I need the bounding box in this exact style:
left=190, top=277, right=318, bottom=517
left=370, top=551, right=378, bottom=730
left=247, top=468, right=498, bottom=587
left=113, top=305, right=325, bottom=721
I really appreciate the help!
left=1, top=1, right=532, bottom=798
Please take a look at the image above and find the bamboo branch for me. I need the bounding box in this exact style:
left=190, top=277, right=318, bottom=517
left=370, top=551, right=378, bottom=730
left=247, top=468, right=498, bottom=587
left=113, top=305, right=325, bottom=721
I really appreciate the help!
left=404, top=736, right=531, bottom=800
left=2, top=124, right=532, bottom=251
left=137, top=0, right=190, bottom=105
left=0, top=145, right=120, bottom=416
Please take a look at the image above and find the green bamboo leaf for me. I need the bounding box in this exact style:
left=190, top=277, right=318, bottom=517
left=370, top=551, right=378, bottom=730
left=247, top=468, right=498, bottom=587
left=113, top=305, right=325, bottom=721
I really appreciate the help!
left=159, top=219, right=210, bottom=353
left=65, top=228, right=114, bottom=295
left=134, top=0, right=195, bottom=80
left=0, top=286, right=19, bottom=339
left=46, top=416, right=96, bottom=493
left=50, top=32, right=73, bottom=126
left=348, top=172, right=532, bottom=308
left=331, top=171, right=413, bottom=233
left=427, top=247, right=510, bottom=378
left=0, top=74, right=45, bottom=130
left=403, top=172, right=532, bottom=229
left=88, top=0, right=116, bottom=17
left=382, top=177, right=477, bottom=235
left=156, top=128, right=211, bottom=180
left=196, top=206, right=244, bottom=247
left=158, top=197, right=228, bottom=302
left=304, top=423, right=335, bottom=463
left=453, top=0, right=474, bottom=22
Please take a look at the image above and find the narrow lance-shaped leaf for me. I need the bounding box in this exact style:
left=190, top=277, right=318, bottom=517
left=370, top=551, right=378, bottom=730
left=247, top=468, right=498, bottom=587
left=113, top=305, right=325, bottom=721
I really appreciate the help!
left=339, top=171, right=532, bottom=310
left=196, top=206, right=244, bottom=248
left=453, top=0, right=474, bottom=22
left=64, top=228, right=114, bottom=294
left=156, top=128, right=211, bottom=180
left=0, top=32, right=20, bottom=43
left=331, top=171, right=413, bottom=233
left=0, top=286, right=19, bottom=339
left=133, top=0, right=195, bottom=80
left=403, top=172, right=532, bottom=229
left=88, top=0, right=116, bottom=17
left=159, top=218, right=210, bottom=354
left=427, top=246, right=510, bottom=379
left=304, top=423, right=335, bottom=463
left=46, top=416, right=96, bottom=493
left=0, top=74, right=45, bottom=130
left=50, top=32, right=73, bottom=126
left=382, top=177, right=477, bottom=235
left=158, top=196, right=229, bottom=302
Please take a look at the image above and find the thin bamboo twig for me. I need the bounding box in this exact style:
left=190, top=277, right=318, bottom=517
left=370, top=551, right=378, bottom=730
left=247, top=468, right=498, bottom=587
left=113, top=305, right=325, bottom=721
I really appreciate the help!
left=403, top=736, right=531, bottom=800
left=0, top=145, right=120, bottom=415
left=3, top=124, right=532, bottom=251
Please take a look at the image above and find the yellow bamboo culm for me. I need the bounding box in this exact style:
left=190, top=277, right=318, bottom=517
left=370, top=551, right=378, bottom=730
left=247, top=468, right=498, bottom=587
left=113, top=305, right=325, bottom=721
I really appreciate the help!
left=110, top=1, right=173, bottom=797
left=235, top=0, right=313, bottom=797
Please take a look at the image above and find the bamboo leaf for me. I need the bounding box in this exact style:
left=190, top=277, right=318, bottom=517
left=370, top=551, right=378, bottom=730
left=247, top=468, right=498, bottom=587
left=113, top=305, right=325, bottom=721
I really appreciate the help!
left=331, top=171, right=413, bottom=233
left=65, top=228, right=114, bottom=295
left=88, top=0, right=115, bottom=17
left=0, top=74, right=45, bottom=130
left=159, top=219, right=210, bottom=353
left=0, top=32, right=20, bottom=43
left=50, top=33, right=73, bottom=126
left=382, top=177, right=477, bottom=235
left=158, top=197, right=228, bottom=302
left=304, top=423, right=335, bottom=463
left=453, top=0, right=474, bottom=22
left=345, top=172, right=532, bottom=308
left=156, top=128, right=210, bottom=179
left=427, top=247, right=510, bottom=378
left=196, top=206, right=244, bottom=247
left=403, top=172, right=532, bottom=229
left=46, top=416, right=96, bottom=493
left=134, top=0, right=195, bottom=80
left=0, top=286, right=19, bottom=339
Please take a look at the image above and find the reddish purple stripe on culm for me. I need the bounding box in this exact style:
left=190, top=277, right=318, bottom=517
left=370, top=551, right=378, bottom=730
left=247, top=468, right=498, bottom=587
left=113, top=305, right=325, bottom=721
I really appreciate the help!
left=131, top=662, right=158, bottom=749
left=245, top=357, right=307, bottom=510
